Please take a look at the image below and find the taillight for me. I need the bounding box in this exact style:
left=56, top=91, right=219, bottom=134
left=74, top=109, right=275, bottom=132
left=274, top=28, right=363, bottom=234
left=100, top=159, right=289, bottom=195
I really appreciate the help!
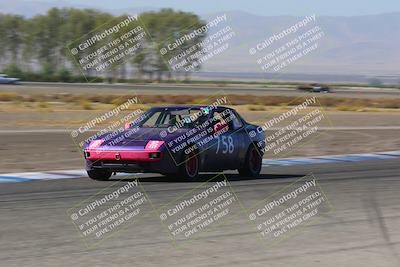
left=145, top=140, right=164, bottom=150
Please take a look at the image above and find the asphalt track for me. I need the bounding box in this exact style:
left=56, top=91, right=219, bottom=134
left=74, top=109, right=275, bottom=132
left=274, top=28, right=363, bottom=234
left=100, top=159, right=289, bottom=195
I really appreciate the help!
left=2, top=82, right=399, bottom=98
left=0, top=158, right=399, bottom=266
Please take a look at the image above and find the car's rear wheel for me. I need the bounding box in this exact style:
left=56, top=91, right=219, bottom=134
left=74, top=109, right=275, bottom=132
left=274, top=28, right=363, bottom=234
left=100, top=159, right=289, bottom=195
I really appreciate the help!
left=238, top=145, right=262, bottom=177
left=87, top=169, right=112, bottom=181
left=179, top=152, right=200, bottom=181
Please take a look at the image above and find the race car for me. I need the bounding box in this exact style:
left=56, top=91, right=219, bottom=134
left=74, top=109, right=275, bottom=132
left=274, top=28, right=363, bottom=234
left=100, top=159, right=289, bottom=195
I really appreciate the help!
left=0, top=74, right=20, bottom=84
left=297, top=83, right=331, bottom=93
left=83, top=105, right=266, bottom=181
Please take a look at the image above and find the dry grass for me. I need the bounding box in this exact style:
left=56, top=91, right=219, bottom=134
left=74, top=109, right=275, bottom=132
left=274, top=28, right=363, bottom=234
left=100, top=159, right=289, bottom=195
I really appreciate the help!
left=0, top=92, right=22, bottom=101
left=79, top=100, right=93, bottom=110
left=248, top=105, right=267, bottom=111
left=38, top=102, right=50, bottom=109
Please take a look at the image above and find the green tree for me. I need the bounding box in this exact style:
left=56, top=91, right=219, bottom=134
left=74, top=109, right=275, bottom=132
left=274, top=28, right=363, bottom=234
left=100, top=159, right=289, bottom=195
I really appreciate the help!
left=1, top=8, right=207, bottom=82
left=135, top=9, right=206, bottom=81
left=3, top=64, right=23, bottom=78
left=0, top=14, right=26, bottom=65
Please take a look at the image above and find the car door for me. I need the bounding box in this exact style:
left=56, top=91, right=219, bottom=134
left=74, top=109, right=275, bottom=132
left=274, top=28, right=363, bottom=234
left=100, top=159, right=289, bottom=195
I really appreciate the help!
left=229, top=110, right=251, bottom=166
left=205, top=108, right=243, bottom=170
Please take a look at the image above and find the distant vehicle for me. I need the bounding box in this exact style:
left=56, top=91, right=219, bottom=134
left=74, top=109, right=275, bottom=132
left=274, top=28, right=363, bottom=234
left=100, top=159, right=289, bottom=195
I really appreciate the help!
left=83, top=105, right=266, bottom=181
left=0, top=74, right=20, bottom=84
left=297, top=83, right=331, bottom=93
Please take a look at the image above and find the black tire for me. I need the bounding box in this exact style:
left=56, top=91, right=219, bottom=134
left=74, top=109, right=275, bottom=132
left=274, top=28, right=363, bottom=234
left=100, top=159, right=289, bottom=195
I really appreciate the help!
left=87, top=169, right=112, bottom=181
left=238, top=145, right=262, bottom=177
left=178, top=152, right=200, bottom=182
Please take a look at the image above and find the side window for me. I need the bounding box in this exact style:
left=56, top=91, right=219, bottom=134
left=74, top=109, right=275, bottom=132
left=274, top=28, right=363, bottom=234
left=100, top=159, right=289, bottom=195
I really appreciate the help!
left=140, top=111, right=161, bottom=127
left=231, top=111, right=243, bottom=129
left=212, top=111, right=224, bottom=125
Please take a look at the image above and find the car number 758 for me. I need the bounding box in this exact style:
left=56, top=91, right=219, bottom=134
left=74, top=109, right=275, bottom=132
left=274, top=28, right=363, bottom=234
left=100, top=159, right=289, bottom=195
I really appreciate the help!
left=216, top=136, right=234, bottom=154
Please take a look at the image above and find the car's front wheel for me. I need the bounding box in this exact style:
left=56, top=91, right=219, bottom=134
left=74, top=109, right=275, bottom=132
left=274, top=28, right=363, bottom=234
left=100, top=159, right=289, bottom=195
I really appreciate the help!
left=87, top=169, right=112, bottom=181
left=179, top=152, right=200, bottom=181
left=238, top=145, right=262, bottom=178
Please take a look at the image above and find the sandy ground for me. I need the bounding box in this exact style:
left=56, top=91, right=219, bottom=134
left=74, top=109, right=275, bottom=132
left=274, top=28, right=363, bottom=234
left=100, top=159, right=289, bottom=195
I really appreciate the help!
left=1, top=82, right=399, bottom=98
left=0, top=110, right=398, bottom=173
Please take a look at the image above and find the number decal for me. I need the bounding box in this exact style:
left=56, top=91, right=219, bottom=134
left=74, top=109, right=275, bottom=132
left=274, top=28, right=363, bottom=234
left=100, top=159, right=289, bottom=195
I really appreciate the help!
left=228, top=136, right=234, bottom=154
left=216, top=136, right=234, bottom=154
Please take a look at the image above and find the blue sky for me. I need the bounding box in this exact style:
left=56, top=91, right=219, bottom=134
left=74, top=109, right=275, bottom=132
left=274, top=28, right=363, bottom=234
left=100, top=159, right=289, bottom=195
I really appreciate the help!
left=37, top=0, right=400, bottom=16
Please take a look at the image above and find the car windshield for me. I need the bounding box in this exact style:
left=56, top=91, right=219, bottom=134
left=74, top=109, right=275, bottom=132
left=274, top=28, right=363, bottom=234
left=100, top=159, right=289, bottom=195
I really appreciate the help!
left=132, top=107, right=210, bottom=128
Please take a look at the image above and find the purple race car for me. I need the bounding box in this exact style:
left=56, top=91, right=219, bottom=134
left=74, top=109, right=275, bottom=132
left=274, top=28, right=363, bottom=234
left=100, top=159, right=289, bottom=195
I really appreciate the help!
left=83, top=105, right=265, bottom=181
